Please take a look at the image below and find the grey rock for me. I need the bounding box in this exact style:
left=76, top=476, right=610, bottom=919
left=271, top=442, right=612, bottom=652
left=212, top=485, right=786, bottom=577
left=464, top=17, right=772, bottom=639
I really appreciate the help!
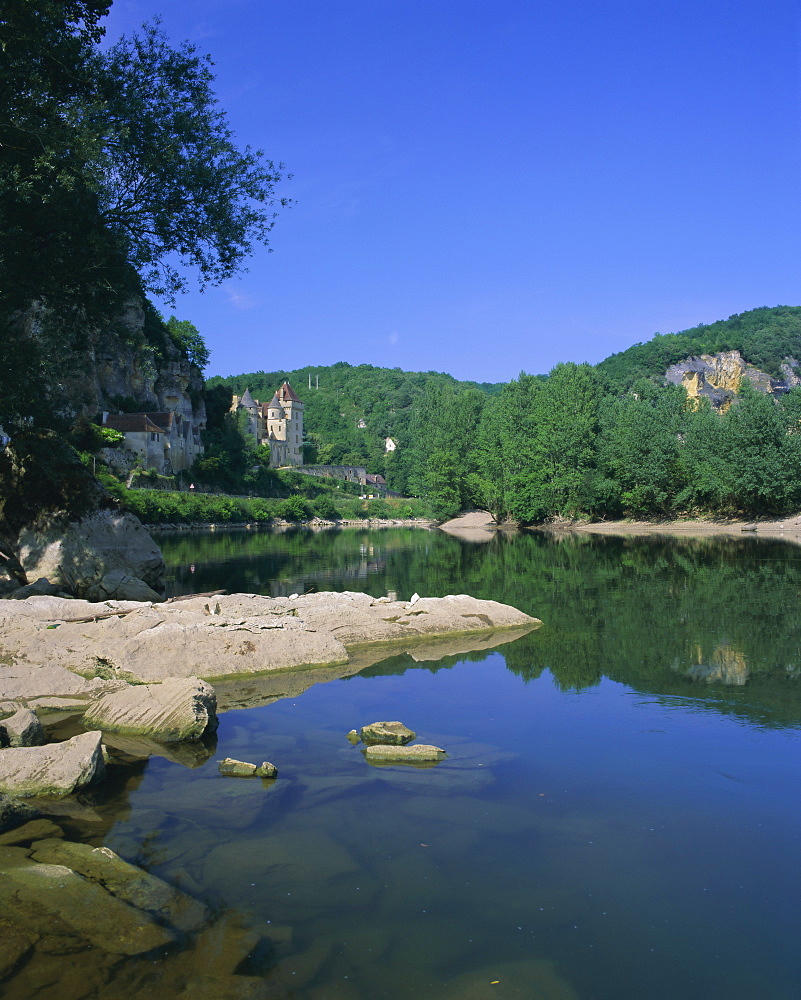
left=83, top=677, right=217, bottom=742
left=29, top=838, right=206, bottom=932
left=0, top=707, right=45, bottom=747
left=364, top=744, right=446, bottom=763
left=255, top=761, right=277, bottom=778
left=218, top=758, right=257, bottom=777
left=360, top=720, right=416, bottom=745
left=8, top=577, right=65, bottom=599
left=0, top=730, right=105, bottom=798
left=84, top=569, right=162, bottom=603
left=346, top=729, right=360, bottom=743
left=16, top=509, right=165, bottom=598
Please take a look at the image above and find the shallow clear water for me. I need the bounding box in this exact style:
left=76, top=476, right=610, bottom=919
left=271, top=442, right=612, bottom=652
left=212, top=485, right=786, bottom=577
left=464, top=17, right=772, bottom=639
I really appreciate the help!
left=7, top=527, right=801, bottom=999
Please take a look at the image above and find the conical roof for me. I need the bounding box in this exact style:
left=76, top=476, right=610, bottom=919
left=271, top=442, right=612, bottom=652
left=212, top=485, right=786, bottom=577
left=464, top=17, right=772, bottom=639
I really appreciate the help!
left=239, top=388, right=257, bottom=408
left=279, top=381, right=301, bottom=403
left=268, top=392, right=282, bottom=408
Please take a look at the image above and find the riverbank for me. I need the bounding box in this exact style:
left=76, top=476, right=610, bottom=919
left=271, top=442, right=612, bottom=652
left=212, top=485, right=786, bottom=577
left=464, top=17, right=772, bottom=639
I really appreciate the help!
left=144, top=517, right=436, bottom=533
left=536, top=513, right=801, bottom=539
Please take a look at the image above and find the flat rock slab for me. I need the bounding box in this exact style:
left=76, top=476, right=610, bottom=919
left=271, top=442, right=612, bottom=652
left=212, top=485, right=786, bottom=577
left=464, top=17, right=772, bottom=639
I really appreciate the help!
left=83, top=677, right=217, bottom=741
left=0, top=592, right=539, bottom=702
left=364, top=744, right=447, bottom=763
left=0, top=730, right=104, bottom=798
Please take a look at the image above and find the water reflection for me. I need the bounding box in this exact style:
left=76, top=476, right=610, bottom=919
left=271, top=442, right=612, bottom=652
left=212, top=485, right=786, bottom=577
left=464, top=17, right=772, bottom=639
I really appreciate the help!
left=157, top=526, right=801, bottom=727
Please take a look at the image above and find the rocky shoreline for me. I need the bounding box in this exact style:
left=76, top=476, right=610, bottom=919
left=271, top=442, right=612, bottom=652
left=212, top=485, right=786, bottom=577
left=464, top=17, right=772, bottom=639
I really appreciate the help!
left=0, top=590, right=539, bottom=795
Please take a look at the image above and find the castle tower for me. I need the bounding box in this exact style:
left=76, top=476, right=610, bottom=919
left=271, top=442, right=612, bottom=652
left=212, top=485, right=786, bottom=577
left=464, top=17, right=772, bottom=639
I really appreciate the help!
left=265, top=381, right=304, bottom=466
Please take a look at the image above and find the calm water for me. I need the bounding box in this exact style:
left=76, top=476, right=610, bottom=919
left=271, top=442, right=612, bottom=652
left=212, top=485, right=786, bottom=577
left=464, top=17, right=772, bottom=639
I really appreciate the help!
left=10, top=527, right=801, bottom=999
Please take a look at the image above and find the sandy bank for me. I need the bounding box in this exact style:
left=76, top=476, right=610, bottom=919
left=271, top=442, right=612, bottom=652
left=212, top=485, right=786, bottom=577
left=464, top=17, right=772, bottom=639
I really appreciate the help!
left=534, top=514, right=801, bottom=540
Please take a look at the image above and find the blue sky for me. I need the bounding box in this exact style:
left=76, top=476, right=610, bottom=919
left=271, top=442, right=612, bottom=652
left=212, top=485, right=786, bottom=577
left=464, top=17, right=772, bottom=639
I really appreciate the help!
left=103, top=0, right=801, bottom=383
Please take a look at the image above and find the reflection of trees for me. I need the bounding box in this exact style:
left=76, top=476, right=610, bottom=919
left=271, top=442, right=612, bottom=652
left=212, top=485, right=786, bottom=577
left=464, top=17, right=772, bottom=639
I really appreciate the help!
left=159, top=527, right=801, bottom=727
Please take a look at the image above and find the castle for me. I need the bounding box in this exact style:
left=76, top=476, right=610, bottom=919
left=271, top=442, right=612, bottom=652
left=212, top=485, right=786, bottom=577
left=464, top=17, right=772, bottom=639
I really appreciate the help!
left=230, top=382, right=304, bottom=467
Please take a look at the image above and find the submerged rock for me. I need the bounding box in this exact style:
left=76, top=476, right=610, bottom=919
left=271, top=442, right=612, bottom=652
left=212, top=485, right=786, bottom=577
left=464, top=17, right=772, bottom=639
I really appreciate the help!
left=364, top=744, right=446, bottom=763
left=360, top=720, right=416, bottom=745
left=29, top=838, right=207, bottom=932
left=83, top=677, right=217, bottom=742
left=0, top=848, right=176, bottom=955
left=0, top=731, right=105, bottom=798
left=0, top=707, right=45, bottom=747
left=0, top=818, right=64, bottom=845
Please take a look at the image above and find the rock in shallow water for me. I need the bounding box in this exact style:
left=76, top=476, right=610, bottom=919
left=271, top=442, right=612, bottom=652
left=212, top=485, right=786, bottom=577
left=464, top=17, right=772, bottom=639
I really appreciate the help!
left=0, top=731, right=105, bottom=798
left=364, top=744, right=446, bottom=763
left=0, top=707, right=45, bottom=747
left=360, top=720, right=416, bottom=745
left=29, top=838, right=207, bottom=932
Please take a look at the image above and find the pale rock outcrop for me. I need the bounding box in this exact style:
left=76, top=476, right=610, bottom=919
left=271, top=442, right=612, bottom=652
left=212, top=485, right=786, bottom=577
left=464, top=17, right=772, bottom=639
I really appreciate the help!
left=29, top=838, right=206, bottom=932
left=15, top=509, right=165, bottom=598
left=0, top=730, right=104, bottom=797
left=359, top=721, right=416, bottom=745
left=364, top=744, right=447, bottom=763
left=0, top=707, right=45, bottom=747
left=0, top=592, right=539, bottom=704
left=0, top=847, right=176, bottom=955
left=83, top=677, right=218, bottom=741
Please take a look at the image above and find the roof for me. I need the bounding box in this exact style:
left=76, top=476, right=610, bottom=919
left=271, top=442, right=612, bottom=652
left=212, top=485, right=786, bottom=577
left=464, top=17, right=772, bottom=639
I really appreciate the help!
left=279, top=382, right=301, bottom=403
left=239, top=388, right=258, bottom=408
left=104, top=414, right=165, bottom=435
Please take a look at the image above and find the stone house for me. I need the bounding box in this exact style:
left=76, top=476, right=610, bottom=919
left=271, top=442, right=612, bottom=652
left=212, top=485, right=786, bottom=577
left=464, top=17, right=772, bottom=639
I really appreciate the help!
left=102, top=410, right=205, bottom=474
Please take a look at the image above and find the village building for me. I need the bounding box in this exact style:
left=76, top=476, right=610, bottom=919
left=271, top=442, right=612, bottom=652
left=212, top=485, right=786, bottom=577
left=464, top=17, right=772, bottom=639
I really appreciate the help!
left=102, top=409, right=204, bottom=474
left=229, top=382, right=304, bottom=467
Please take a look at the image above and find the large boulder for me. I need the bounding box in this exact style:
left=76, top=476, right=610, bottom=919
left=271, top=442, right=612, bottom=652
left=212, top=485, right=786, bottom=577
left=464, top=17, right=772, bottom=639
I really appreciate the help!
left=83, top=677, right=217, bottom=741
left=15, top=509, right=165, bottom=598
left=0, top=730, right=105, bottom=797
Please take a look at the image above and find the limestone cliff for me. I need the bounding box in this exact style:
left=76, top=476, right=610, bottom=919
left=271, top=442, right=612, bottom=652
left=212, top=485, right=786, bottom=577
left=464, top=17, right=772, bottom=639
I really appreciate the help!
left=665, top=349, right=801, bottom=409
left=23, top=297, right=205, bottom=430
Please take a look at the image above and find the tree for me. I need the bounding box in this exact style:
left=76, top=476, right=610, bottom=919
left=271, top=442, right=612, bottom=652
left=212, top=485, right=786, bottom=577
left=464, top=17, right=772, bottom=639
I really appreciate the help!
left=166, top=316, right=210, bottom=371
left=95, top=22, right=290, bottom=298
left=0, top=5, right=289, bottom=424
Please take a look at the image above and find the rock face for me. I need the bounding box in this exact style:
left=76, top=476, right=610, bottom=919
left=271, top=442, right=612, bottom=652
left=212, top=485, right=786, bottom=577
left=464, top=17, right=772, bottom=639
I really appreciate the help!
left=16, top=509, right=165, bottom=598
left=665, top=349, right=801, bottom=410
left=0, top=731, right=105, bottom=798
left=0, top=591, right=539, bottom=692
left=360, top=721, right=416, bottom=745
left=83, top=677, right=217, bottom=742
left=0, top=707, right=45, bottom=747
left=0, top=793, right=40, bottom=833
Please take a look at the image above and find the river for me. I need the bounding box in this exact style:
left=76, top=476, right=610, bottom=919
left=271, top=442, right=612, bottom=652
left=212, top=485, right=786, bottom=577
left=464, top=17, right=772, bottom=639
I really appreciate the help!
left=6, top=526, right=801, bottom=999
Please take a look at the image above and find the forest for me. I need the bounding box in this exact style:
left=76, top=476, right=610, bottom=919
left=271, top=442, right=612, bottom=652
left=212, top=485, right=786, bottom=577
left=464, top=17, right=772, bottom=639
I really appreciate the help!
left=209, top=306, right=801, bottom=523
